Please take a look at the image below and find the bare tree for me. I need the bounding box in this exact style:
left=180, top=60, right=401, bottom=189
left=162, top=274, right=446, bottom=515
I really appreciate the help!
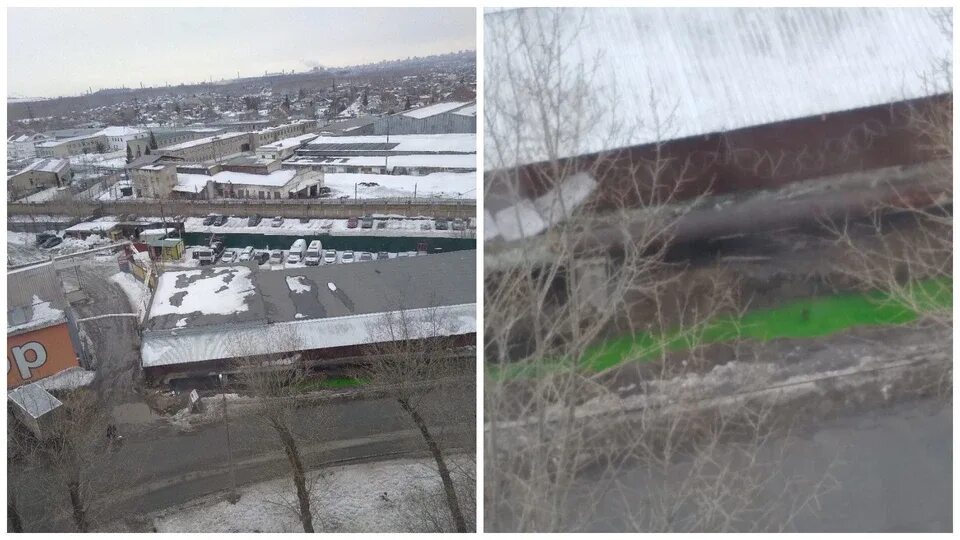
left=484, top=8, right=835, bottom=532
left=7, top=388, right=123, bottom=532
left=230, top=333, right=326, bottom=533
left=361, top=308, right=476, bottom=532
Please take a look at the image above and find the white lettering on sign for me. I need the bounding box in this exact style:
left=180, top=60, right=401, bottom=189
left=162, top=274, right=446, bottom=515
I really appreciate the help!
left=9, top=342, right=48, bottom=380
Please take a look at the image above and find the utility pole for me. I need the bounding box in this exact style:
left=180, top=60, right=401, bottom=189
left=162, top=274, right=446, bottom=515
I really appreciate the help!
left=219, top=373, right=240, bottom=503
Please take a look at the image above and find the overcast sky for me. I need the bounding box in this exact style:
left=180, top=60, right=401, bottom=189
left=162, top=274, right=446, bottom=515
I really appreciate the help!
left=8, top=7, right=476, bottom=98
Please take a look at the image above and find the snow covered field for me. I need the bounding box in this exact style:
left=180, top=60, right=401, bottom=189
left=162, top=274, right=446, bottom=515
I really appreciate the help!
left=151, top=455, right=474, bottom=533
left=323, top=172, right=476, bottom=200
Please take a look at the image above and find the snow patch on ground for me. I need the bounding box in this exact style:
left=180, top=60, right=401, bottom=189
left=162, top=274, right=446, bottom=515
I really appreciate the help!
left=152, top=455, right=474, bottom=533
left=110, top=272, right=152, bottom=322
left=285, top=275, right=311, bottom=294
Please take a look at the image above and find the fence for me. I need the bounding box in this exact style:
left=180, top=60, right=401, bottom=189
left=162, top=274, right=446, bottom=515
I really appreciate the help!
left=9, top=196, right=477, bottom=220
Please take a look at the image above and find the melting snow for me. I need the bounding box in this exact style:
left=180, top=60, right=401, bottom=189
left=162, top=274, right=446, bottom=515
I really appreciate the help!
left=285, top=275, right=311, bottom=294
left=149, top=267, right=256, bottom=319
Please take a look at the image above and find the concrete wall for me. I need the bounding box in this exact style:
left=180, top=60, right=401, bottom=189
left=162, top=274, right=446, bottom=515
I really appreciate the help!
left=8, top=198, right=475, bottom=220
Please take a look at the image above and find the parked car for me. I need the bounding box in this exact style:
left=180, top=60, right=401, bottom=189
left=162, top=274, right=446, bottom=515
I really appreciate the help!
left=359, top=251, right=374, bottom=262
left=40, top=236, right=62, bottom=249
left=346, top=216, right=359, bottom=229
left=254, top=250, right=270, bottom=265
left=210, top=241, right=225, bottom=256
left=420, top=222, right=432, bottom=231
left=269, top=250, right=284, bottom=264
left=36, top=233, right=58, bottom=246
left=434, top=218, right=449, bottom=230
left=361, top=216, right=374, bottom=229
left=247, top=214, right=262, bottom=227
left=451, top=218, right=465, bottom=231
left=377, top=251, right=390, bottom=260
left=299, top=217, right=311, bottom=224
left=271, top=216, right=284, bottom=227
left=238, top=246, right=255, bottom=262
left=221, top=249, right=238, bottom=263
left=340, top=250, right=356, bottom=263
left=322, top=249, right=338, bottom=264
left=288, top=239, right=307, bottom=263
left=195, top=248, right=216, bottom=265
left=202, top=214, right=219, bottom=226
left=304, top=240, right=323, bottom=266
left=397, top=251, right=410, bottom=258
left=214, top=215, right=229, bottom=226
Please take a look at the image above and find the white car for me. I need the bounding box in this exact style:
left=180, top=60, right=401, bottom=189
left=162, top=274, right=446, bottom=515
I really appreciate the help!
left=322, top=249, right=337, bottom=264
left=340, top=250, right=355, bottom=263
left=221, top=249, right=238, bottom=263
left=269, top=250, right=284, bottom=264
left=238, top=246, right=254, bottom=262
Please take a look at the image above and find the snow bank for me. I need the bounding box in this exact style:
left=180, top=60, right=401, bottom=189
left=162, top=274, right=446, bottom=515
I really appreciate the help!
left=110, top=272, right=152, bottom=322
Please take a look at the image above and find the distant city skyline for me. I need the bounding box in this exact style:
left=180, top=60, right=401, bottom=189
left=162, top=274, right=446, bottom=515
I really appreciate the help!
left=8, top=7, right=476, bottom=99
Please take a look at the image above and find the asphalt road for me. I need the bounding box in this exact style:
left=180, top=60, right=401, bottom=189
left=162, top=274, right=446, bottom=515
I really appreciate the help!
left=12, top=386, right=475, bottom=532
left=572, top=397, right=952, bottom=532
left=69, top=265, right=142, bottom=401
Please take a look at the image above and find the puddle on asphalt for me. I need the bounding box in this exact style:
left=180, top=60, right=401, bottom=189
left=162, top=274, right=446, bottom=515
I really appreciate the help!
left=112, top=402, right=162, bottom=425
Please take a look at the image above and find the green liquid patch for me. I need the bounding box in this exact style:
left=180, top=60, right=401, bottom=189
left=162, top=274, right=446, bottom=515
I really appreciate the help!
left=494, top=277, right=952, bottom=379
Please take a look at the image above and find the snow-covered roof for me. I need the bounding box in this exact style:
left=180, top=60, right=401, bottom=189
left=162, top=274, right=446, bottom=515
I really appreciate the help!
left=302, top=133, right=476, bottom=154
left=34, top=367, right=96, bottom=392
left=35, top=132, right=104, bottom=147
left=147, top=266, right=259, bottom=329
left=323, top=172, right=477, bottom=199
left=452, top=104, right=477, bottom=117
left=141, top=250, right=476, bottom=367
left=8, top=295, right=66, bottom=335
left=486, top=7, right=954, bottom=169
left=257, top=133, right=319, bottom=151
left=173, top=173, right=213, bottom=193
left=8, top=383, right=62, bottom=419
left=401, top=101, right=473, bottom=119
left=98, top=126, right=146, bottom=137
left=161, top=132, right=247, bottom=151
left=142, top=303, right=475, bottom=367
left=12, top=158, right=70, bottom=176
left=286, top=153, right=476, bottom=170
left=174, top=169, right=297, bottom=192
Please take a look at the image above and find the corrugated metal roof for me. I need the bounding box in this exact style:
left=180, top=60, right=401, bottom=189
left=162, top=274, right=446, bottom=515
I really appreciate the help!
left=485, top=7, right=953, bottom=169
left=141, top=303, right=476, bottom=367
left=8, top=384, right=62, bottom=419
left=7, top=262, right=68, bottom=314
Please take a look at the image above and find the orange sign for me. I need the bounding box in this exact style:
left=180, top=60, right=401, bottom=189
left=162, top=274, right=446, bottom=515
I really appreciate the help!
left=7, top=323, right=80, bottom=389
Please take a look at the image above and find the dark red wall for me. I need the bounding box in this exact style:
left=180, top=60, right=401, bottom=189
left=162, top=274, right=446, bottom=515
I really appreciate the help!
left=487, top=95, right=949, bottom=211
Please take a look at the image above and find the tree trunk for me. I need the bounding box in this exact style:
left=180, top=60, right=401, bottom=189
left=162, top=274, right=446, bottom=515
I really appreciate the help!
left=275, top=424, right=314, bottom=533
left=398, top=398, right=468, bottom=532
left=8, top=494, right=23, bottom=533
left=67, top=480, right=88, bottom=532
